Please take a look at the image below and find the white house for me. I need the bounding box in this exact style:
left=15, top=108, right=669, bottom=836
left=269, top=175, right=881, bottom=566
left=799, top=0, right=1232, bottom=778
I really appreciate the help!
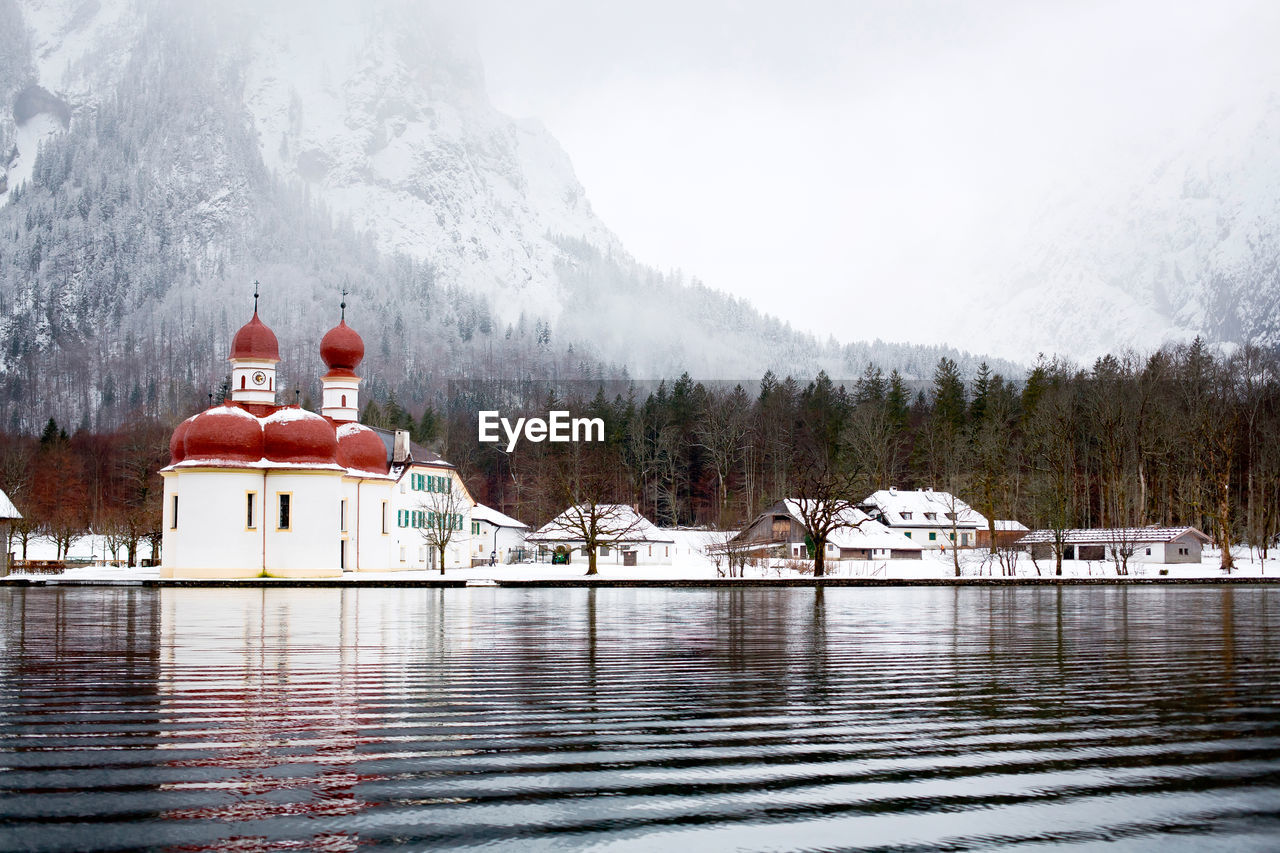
left=1017, top=527, right=1211, bottom=564
left=860, top=488, right=984, bottom=549
left=0, top=487, right=21, bottom=577
left=160, top=298, right=473, bottom=578
left=528, top=504, right=675, bottom=566
left=733, top=499, right=923, bottom=561
left=469, top=503, right=530, bottom=565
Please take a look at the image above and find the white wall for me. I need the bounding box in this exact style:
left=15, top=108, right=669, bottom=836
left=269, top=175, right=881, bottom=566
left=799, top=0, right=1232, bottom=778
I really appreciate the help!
left=163, top=469, right=277, bottom=575
left=472, top=523, right=528, bottom=563
left=892, top=527, right=978, bottom=549
left=262, top=471, right=344, bottom=573
left=351, top=477, right=396, bottom=572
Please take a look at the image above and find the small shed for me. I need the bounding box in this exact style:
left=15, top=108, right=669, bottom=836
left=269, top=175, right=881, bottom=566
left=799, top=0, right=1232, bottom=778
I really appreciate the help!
left=0, top=488, right=22, bottom=578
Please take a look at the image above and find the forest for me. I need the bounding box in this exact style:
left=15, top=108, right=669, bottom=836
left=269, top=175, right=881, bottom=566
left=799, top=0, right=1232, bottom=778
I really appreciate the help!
left=4, top=338, right=1276, bottom=572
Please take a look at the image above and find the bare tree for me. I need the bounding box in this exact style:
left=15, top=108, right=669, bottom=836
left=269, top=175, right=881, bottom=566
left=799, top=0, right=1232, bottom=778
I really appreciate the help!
left=701, top=529, right=752, bottom=578
left=416, top=480, right=468, bottom=575
left=1104, top=527, right=1143, bottom=576
left=537, top=502, right=650, bottom=576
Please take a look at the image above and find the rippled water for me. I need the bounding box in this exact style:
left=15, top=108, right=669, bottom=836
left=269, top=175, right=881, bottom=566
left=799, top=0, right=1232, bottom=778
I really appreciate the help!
left=2, top=585, right=1279, bottom=852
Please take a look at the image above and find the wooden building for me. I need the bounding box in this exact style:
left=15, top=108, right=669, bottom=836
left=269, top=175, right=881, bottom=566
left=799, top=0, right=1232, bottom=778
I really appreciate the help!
left=733, top=499, right=923, bottom=561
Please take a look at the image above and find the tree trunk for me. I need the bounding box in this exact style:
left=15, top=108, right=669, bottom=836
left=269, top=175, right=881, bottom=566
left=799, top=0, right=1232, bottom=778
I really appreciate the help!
left=438, top=544, right=446, bottom=575
left=813, top=539, right=825, bottom=578
left=586, top=546, right=598, bottom=576
left=1218, top=474, right=1234, bottom=572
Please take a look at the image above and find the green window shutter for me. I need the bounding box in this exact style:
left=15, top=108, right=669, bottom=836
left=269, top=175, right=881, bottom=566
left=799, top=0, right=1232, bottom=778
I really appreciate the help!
left=929, top=532, right=937, bottom=541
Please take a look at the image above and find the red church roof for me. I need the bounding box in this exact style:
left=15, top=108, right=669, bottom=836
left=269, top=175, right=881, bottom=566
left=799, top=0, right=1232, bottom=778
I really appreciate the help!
left=320, top=320, right=364, bottom=376
left=230, top=311, right=280, bottom=362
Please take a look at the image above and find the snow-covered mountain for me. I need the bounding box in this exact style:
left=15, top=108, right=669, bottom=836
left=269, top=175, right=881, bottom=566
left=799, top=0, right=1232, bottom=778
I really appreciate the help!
left=1, top=0, right=1010, bottom=430
left=5, top=0, right=619, bottom=320
left=965, top=95, right=1280, bottom=363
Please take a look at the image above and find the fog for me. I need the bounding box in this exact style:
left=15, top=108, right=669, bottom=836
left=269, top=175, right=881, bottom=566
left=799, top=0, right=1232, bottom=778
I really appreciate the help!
left=471, top=0, right=1280, bottom=349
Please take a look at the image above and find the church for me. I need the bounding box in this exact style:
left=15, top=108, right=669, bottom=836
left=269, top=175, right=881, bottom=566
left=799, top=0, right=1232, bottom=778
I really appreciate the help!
left=160, top=296, right=473, bottom=578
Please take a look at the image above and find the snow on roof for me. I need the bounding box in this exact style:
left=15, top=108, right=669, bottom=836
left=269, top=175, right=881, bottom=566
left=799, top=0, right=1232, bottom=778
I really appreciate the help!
left=471, top=503, right=529, bottom=530
left=778, top=500, right=921, bottom=550
left=167, top=459, right=346, bottom=472
left=529, top=504, right=673, bottom=543
left=861, top=489, right=986, bottom=528
left=336, top=422, right=372, bottom=438
left=0, top=488, right=21, bottom=520
left=263, top=406, right=326, bottom=424
left=1018, top=527, right=1211, bottom=545
left=994, top=520, right=1029, bottom=532
left=203, top=404, right=260, bottom=420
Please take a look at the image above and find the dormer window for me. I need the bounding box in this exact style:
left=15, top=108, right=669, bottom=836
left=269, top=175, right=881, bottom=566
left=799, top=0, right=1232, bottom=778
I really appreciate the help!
left=901, top=512, right=912, bottom=520
left=924, top=512, right=936, bottom=520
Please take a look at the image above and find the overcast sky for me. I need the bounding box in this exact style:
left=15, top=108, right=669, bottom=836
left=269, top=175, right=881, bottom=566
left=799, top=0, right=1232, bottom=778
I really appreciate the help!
left=471, top=0, right=1279, bottom=348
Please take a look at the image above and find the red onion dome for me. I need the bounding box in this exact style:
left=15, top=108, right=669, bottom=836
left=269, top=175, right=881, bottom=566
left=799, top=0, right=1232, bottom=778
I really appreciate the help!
left=230, top=311, right=280, bottom=362
left=320, top=320, right=364, bottom=374
left=183, top=405, right=265, bottom=465
left=336, top=423, right=389, bottom=475
left=168, top=414, right=199, bottom=465
left=263, top=407, right=339, bottom=466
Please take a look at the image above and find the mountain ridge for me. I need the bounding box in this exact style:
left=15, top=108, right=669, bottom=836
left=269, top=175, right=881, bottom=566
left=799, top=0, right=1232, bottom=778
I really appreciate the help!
left=0, top=0, right=1015, bottom=432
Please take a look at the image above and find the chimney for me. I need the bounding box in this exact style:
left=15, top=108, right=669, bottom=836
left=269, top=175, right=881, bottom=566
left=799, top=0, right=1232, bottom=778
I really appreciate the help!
left=888, top=486, right=897, bottom=496
left=393, top=429, right=410, bottom=463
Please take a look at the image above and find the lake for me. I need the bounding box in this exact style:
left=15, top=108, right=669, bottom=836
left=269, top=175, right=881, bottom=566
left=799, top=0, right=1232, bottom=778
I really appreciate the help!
left=2, top=585, right=1278, bottom=851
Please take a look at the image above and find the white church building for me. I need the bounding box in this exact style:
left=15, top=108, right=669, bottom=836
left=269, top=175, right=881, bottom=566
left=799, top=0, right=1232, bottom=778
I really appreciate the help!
left=160, top=296, right=473, bottom=578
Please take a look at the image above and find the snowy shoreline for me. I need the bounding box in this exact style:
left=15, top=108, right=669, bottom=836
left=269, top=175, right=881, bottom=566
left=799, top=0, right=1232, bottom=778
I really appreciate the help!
left=5, top=532, right=1275, bottom=586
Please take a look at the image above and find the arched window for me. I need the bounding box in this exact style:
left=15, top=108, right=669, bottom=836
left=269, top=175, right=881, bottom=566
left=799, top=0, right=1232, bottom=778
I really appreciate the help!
left=241, top=376, right=246, bottom=389
left=341, top=394, right=347, bottom=407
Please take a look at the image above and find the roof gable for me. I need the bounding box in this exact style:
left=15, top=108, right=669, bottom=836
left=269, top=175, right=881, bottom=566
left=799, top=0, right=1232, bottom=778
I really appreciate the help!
left=472, top=503, right=529, bottom=530
left=862, top=489, right=986, bottom=528
left=0, top=488, right=21, bottom=520
left=529, top=504, right=673, bottom=543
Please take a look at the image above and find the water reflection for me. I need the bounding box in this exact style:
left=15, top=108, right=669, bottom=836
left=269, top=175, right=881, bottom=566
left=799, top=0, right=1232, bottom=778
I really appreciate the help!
left=1, top=586, right=1278, bottom=851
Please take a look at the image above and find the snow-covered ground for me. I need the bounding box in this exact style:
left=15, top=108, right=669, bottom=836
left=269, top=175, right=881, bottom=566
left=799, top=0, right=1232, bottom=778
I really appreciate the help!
left=6, top=530, right=1276, bottom=582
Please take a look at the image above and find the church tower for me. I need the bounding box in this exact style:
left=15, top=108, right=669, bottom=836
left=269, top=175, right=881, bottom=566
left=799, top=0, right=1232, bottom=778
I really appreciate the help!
left=319, top=294, right=364, bottom=422
left=228, top=284, right=280, bottom=405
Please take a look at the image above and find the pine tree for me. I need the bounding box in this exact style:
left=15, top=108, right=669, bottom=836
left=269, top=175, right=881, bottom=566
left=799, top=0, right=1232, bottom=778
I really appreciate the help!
left=932, top=357, right=967, bottom=433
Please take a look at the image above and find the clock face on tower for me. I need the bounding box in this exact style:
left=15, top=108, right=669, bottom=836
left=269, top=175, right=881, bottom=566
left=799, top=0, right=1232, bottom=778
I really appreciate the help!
left=251, top=371, right=267, bottom=386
